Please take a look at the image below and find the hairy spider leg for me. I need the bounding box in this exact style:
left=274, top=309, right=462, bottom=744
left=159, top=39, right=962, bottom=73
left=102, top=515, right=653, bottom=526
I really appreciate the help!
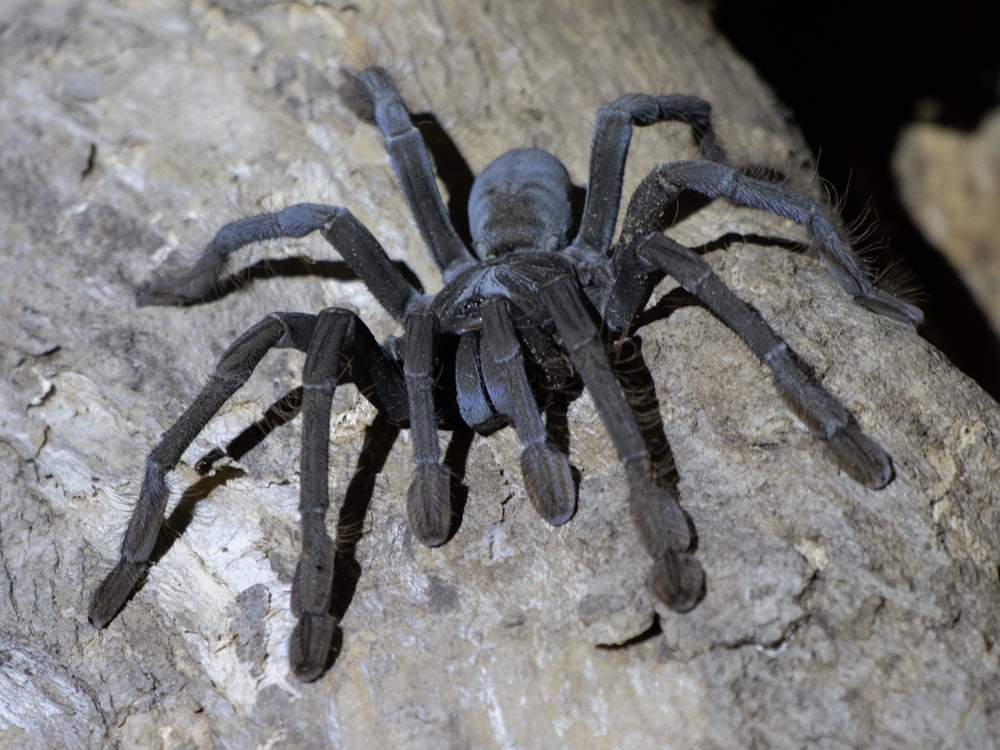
left=633, top=234, right=895, bottom=489
left=138, top=203, right=422, bottom=321
left=290, top=309, right=408, bottom=681
left=351, top=67, right=477, bottom=278
left=88, top=312, right=318, bottom=628
left=569, top=92, right=727, bottom=260
left=539, top=276, right=705, bottom=613
left=403, top=312, right=453, bottom=546
left=633, top=161, right=923, bottom=329
left=480, top=297, right=576, bottom=524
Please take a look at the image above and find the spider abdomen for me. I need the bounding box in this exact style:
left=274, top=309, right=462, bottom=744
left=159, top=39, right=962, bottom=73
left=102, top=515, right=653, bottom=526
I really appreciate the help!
left=468, top=148, right=574, bottom=256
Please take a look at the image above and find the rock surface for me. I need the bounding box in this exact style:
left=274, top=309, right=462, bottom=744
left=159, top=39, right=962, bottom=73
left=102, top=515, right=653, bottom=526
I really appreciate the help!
left=1, top=0, right=998, bottom=748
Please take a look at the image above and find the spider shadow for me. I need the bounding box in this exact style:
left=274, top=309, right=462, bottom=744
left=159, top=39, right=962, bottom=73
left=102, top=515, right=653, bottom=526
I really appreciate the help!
left=141, top=388, right=307, bottom=571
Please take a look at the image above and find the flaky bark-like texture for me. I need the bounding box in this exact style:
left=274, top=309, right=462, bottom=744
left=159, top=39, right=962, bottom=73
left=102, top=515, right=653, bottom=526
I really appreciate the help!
left=2, top=1, right=997, bottom=748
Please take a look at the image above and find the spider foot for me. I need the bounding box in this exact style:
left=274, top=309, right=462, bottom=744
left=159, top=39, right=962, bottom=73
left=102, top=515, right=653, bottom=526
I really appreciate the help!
left=828, top=422, right=895, bottom=489
left=289, top=611, right=342, bottom=682
left=136, top=262, right=224, bottom=306
left=290, top=536, right=337, bottom=618
left=852, top=290, right=924, bottom=330
left=649, top=549, right=706, bottom=613
left=87, top=559, right=147, bottom=628
left=521, top=443, right=576, bottom=526
left=626, top=464, right=692, bottom=556
left=407, top=464, right=453, bottom=546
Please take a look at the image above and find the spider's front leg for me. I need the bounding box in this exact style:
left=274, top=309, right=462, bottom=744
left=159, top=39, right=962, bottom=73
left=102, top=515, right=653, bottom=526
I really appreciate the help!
left=539, top=276, right=706, bottom=612
left=401, top=312, right=453, bottom=546
left=619, top=233, right=894, bottom=489
left=290, top=309, right=407, bottom=681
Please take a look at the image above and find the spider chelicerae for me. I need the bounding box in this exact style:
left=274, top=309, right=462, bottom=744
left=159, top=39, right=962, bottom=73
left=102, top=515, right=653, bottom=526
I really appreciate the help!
left=88, top=66, right=922, bottom=681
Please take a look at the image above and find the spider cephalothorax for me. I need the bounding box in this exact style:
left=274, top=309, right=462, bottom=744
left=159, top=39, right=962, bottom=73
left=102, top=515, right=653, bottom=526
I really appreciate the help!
left=88, top=67, right=921, bottom=681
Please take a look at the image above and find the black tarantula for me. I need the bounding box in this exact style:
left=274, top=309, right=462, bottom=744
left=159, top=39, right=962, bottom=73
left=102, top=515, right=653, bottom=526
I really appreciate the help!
left=89, top=67, right=922, bottom=681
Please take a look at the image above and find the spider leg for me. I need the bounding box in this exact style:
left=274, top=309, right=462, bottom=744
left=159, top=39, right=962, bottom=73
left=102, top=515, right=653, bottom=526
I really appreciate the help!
left=289, top=308, right=406, bottom=681
left=615, top=161, right=924, bottom=329
left=570, top=92, right=727, bottom=259
left=539, top=276, right=705, bottom=612
left=350, top=67, right=477, bottom=278
left=88, top=311, right=319, bottom=628
left=633, top=233, right=894, bottom=489
left=480, top=297, right=576, bottom=525
left=139, top=203, right=421, bottom=321
left=403, top=311, right=453, bottom=546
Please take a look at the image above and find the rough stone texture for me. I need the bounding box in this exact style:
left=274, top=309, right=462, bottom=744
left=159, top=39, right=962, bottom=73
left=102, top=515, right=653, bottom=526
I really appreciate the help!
left=2, top=1, right=998, bottom=748
left=894, top=108, right=1000, bottom=335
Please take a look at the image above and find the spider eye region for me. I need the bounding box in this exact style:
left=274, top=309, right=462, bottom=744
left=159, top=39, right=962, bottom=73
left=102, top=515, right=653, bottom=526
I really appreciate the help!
left=469, top=148, right=573, bottom=256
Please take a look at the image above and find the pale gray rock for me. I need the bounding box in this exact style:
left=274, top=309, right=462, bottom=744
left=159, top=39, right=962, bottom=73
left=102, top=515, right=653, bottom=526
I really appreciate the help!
left=894, top=109, right=1000, bottom=334
left=1, top=0, right=997, bottom=748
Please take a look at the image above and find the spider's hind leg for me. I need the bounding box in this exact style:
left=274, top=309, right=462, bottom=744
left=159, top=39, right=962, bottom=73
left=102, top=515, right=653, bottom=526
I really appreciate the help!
left=346, top=67, right=476, bottom=277
left=569, top=90, right=726, bottom=261
left=633, top=160, right=924, bottom=329
left=290, top=307, right=407, bottom=681
left=139, top=202, right=421, bottom=323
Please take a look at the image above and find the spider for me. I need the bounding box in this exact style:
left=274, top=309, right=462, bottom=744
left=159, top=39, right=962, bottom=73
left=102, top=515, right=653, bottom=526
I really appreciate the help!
left=88, top=66, right=922, bottom=681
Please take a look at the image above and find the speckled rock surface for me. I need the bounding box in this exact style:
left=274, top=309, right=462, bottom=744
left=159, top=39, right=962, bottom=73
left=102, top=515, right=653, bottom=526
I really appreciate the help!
left=2, top=1, right=997, bottom=748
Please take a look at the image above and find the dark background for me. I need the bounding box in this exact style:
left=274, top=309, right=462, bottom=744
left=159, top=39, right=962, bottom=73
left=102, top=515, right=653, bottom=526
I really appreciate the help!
left=712, top=0, right=1000, bottom=398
